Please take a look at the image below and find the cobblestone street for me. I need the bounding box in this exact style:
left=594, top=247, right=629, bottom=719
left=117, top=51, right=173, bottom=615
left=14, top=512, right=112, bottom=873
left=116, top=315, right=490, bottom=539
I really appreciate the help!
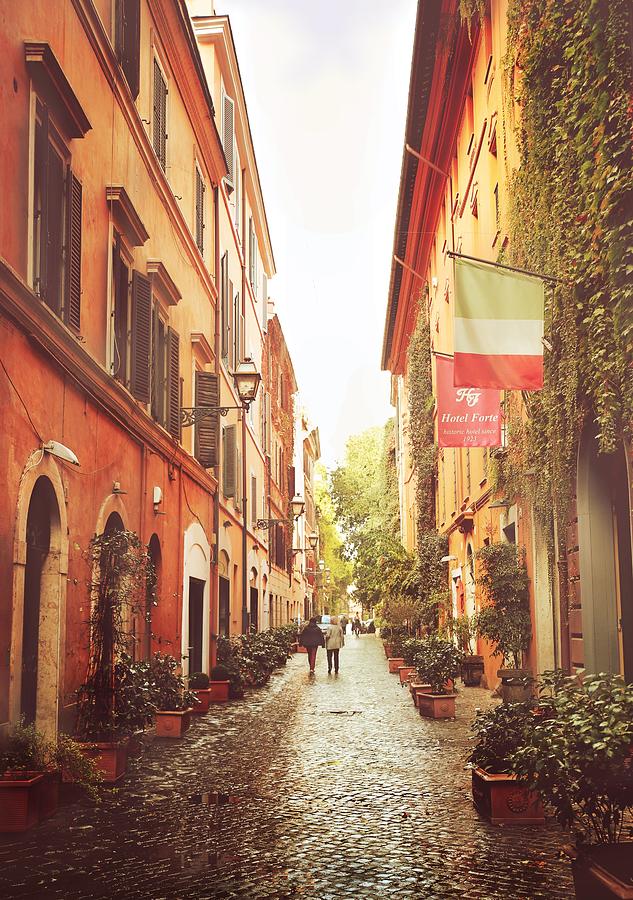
left=1, top=636, right=574, bottom=900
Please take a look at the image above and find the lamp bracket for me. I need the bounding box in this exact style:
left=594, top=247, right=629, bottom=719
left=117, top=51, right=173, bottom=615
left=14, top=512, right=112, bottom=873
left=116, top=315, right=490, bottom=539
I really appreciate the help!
left=180, top=404, right=247, bottom=427
left=255, top=518, right=289, bottom=530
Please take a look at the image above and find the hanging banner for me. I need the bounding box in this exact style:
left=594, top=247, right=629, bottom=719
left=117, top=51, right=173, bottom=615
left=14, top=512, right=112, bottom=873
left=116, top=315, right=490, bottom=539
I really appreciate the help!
left=436, top=354, right=501, bottom=448
left=453, top=257, right=544, bottom=390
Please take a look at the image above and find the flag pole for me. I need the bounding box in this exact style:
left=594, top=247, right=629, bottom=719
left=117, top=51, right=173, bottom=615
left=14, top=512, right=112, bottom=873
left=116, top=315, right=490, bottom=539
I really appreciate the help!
left=447, top=250, right=560, bottom=284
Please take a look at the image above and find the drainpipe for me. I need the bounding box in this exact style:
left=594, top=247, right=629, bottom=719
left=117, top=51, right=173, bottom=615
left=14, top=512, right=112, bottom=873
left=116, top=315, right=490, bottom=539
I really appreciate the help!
left=212, top=184, right=221, bottom=665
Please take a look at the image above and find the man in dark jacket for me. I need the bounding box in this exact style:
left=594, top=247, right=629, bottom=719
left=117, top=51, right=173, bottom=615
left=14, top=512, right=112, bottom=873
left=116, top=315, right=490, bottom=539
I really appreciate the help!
left=299, top=617, right=325, bottom=673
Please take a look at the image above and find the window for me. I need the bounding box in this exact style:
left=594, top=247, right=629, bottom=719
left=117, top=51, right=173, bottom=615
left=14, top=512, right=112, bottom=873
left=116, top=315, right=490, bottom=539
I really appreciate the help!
left=233, top=152, right=241, bottom=234
left=195, top=166, right=205, bottom=255
left=251, top=475, right=257, bottom=524
left=151, top=306, right=168, bottom=425
left=112, top=233, right=131, bottom=386
left=33, top=99, right=82, bottom=329
left=223, top=424, right=237, bottom=498
left=232, top=291, right=243, bottom=370
left=194, top=371, right=220, bottom=468
left=221, top=252, right=230, bottom=363
left=248, top=217, right=258, bottom=289
left=153, top=57, right=168, bottom=171
left=114, top=0, right=140, bottom=99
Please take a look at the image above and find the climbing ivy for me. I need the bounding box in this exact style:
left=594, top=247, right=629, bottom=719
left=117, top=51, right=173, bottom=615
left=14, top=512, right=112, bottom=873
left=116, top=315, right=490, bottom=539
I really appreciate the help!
left=493, top=0, right=632, bottom=528
left=407, top=303, right=436, bottom=539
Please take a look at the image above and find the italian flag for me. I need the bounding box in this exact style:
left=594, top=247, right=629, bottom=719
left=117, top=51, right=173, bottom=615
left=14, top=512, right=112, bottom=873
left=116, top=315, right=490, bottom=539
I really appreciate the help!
left=453, top=258, right=544, bottom=390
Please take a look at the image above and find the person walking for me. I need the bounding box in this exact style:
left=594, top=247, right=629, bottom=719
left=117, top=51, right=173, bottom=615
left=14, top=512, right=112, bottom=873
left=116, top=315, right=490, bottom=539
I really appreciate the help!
left=299, top=616, right=325, bottom=674
left=352, top=616, right=362, bottom=637
left=339, top=614, right=348, bottom=634
left=325, top=615, right=345, bottom=674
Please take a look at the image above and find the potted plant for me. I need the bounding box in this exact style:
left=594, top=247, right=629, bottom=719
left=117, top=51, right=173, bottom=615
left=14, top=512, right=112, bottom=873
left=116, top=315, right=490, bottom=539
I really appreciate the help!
left=510, top=673, right=633, bottom=898
left=0, top=721, right=102, bottom=832
left=469, top=701, right=545, bottom=825
left=451, top=615, right=484, bottom=687
left=413, top=635, right=462, bottom=719
left=149, top=653, right=197, bottom=738
left=400, top=637, right=426, bottom=685
left=217, top=639, right=245, bottom=699
left=475, top=543, right=532, bottom=701
left=75, top=530, right=155, bottom=781
left=188, top=672, right=212, bottom=713
left=208, top=665, right=231, bottom=703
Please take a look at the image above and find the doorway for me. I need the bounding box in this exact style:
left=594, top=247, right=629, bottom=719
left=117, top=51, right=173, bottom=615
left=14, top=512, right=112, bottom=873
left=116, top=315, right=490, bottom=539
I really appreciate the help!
left=578, top=436, right=633, bottom=678
left=250, top=587, right=259, bottom=632
left=188, top=577, right=204, bottom=673
left=219, top=576, right=230, bottom=637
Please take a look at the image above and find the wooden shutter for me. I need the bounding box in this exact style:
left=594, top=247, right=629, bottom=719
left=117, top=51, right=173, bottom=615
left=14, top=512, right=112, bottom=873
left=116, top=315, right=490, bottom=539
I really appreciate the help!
left=262, top=272, right=267, bottom=327
left=195, top=371, right=220, bottom=468
left=222, top=94, right=234, bottom=188
left=150, top=303, right=160, bottom=419
left=288, top=465, right=296, bottom=500
left=223, top=424, right=237, bottom=497
left=35, top=103, right=49, bottom=300
left=248, top=218, right=254, bottom=286
left=153, top=59, right=167, bottom=170
left=195, top=168, right=205, bottom=254
left=265, top=393, right=271, bottom=453
left=65, top=169, right=82, bottom=330
left=130, top=270, right=152, bottom=403
left=251, top=475, right=257, bottom=523
left=167, top=327, right=180, bottom=440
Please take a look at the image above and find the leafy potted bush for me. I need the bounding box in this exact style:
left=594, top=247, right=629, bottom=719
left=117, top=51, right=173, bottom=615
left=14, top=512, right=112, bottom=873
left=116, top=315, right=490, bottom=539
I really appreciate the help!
left=208, top=665, right=231, bottom=703
left=510, top=674, right=633, bottom=898
left=451, top=615, right=484, bottom=687
left=413, top=635, right=462, bottom=719
left=75, top=530, right=155, bottom=781
left=475, top=543, right=532, bottom=701
left=469, top=701, right=545, bottom=825
left=149, top=653, right=197, bottom=738
left=399, top=637, right=425, bottom=685
left=0, top=721, right=101, bottom=832
left=217, top=639, right=245, bottom=699
left=188, top=672, right=212, bottom=713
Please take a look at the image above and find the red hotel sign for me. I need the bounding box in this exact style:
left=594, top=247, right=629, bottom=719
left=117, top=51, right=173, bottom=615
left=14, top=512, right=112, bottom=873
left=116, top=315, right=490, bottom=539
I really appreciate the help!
left=436, top=355, right=501, bottom=448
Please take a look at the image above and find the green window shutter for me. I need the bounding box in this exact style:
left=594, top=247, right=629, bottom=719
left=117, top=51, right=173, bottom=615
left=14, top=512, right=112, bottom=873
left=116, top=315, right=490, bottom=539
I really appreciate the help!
left=222, top=94, right=234, bottom=188
left=195, top=371, right=220, bottom=468
left=65, top=169, right=82, bottom=330
left=167, top=326, right=180, bottom=441
left=221, top=253, right=229, bottom=361
left=130, top=270, right=152, bottom=403
left=195, top=168, right=205, bottom=254
left=34, top=103, right=49, bottom=300
left=223, top=424, right=237, bottom=498
left=251, top=475, right=257, bottom=523
left=153, top=59, right=167, bottom=170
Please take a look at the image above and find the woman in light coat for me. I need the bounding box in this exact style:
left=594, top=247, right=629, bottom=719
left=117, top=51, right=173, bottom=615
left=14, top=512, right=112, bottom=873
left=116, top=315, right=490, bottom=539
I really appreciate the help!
left=325, top=616, right=345, bottom=674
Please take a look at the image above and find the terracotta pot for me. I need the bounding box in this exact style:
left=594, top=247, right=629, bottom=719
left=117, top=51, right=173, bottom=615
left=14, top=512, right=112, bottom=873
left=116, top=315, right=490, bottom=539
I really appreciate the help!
left=569, top=844, right=633, bottom=900
left=417, top=692, right=457, bottom=719
left=410, top=684, right=432, bottom=707
left=497, top=668, right=533, bottom=703
left=77, top=740, right=129, bottom=783
left=192, top=688, right=212, bottom=714
left=384, top=643, right=395, bottom=658
left=388, top=657, right=405, bottom=674
left=471, top=767, right=545, bottom=825
left=155, top=709, right=192, bottom=738
left=461, top=655, right=485, bottom=686
left=398, top=666, right=416, bottom=684
left=209, top=680, right=231, bottom=703
left=0, top=772, right=44, bottom=832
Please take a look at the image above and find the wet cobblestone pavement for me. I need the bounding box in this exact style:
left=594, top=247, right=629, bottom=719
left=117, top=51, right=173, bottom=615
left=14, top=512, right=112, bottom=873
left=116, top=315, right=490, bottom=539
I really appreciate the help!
left=1, top=635, right=575, bottom=899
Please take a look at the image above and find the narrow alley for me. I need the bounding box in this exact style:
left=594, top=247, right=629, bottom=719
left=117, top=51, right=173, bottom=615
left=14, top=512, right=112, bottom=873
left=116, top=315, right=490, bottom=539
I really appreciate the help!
left=1, top=637, right=574, bottom=900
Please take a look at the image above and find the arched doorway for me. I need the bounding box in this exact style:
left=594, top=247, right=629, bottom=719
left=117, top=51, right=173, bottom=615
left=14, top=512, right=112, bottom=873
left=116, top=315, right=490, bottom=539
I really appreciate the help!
left=104, top=511, right=124, bottom=534
left=250, top=567, right=259, bottom=632
left=578, top=435, right=633, bottom=678
left=182, top=522, right=211, bottom=676
left=10, top=460, right=67, bottom=740
left=143, top=534, right=161, bottom=660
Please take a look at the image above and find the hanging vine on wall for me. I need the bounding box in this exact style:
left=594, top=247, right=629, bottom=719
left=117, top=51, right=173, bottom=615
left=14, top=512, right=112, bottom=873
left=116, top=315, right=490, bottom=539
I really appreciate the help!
left=491, top=0, right=633, bottom=529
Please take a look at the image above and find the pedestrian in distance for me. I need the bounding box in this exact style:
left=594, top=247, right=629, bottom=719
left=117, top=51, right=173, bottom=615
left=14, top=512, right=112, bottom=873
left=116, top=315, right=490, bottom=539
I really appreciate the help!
left=352, top=616, right=362, bottom=637
left=299, top=616, right=325, bottom=674
left=325, top=615, right=345, bottom=674
left=339, top=614, right=348, bottom=634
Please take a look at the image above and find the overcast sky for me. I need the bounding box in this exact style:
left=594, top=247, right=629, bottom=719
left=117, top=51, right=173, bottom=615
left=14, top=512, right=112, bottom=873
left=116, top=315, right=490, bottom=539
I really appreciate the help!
left=221, top=0, right=417, bottom=467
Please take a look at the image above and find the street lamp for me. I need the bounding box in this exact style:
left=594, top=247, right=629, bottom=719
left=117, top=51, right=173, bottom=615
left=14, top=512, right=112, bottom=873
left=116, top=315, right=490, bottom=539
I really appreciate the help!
left=233, top=358, right=261, bottom=406
left=255, top=495, right=306, bottom=531
left=308, top=533, right=319, bottom=551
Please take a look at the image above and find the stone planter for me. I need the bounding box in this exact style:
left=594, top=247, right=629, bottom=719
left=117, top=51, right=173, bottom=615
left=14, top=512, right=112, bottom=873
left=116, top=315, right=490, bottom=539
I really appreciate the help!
left=388, top=657, right=405, bottom=674
left=77, top=740, right=128, bottom=783
left=209, top=680, right=231, bottom=703
left=398, top=666, right=416, bottom=685
left=418, top=692, right=457, bottom=719
left=383, top=643, right=395, bottom=658
left=0, top=772, right=45, bottom=832
left=462, top=655, right=485, bottom=686
left=155, top=709, right=192, bottom=738
left=471, top=767, right=545, bottom=825
left=497, top=669, right=533, bottom=703
left=192, top=688, right=212, bottom=714
left=569, top=844, right=633, bottom=900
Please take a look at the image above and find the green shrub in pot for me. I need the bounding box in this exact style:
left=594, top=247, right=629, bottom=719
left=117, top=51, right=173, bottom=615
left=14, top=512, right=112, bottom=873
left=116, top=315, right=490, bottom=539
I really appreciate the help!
left=188, top=672, right=210, bottom=690
left=413, top=635, right=463, bottom=694
left=210, top=665, right=229, bottom=682
left=469, top=701, right=536, bottom=774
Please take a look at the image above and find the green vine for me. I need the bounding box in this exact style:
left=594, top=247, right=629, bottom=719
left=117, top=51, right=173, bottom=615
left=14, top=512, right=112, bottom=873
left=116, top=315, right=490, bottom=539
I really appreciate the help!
left=495, top=0, right=633, bottom=527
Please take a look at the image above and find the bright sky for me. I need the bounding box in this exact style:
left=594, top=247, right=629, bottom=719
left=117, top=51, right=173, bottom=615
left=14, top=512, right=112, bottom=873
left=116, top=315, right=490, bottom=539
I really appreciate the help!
left=221, top=0, right=417, bottom=466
